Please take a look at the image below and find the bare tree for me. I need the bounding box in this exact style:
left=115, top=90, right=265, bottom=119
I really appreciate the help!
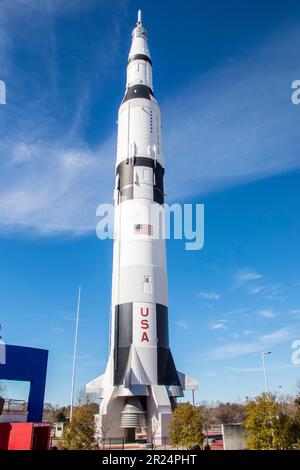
left=76, top=387, right=99, bottom=413
left=76, top=387, right=98, bottom=405
left=214, top=401, right=246, bottom=424
left=199, top=400, right=246, bottom=429
left=148, top=416, right=159, bottom=448
left=43, top=403, right=61, bottom=423
left=296, top=380, right=300, bottom=396
left=96, top=413, right=113, bottom=449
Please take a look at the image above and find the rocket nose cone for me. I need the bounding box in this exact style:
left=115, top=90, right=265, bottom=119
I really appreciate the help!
left=131, top=9, right=148, bottom=50
left=137, top=10, right=142, bottom=25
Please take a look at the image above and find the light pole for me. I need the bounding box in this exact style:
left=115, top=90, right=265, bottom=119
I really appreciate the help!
left=70, top=285, right=81, bottom=421
left=278, top=385, right=284, bottom=414
left=261, top=351, right=271, bottom=395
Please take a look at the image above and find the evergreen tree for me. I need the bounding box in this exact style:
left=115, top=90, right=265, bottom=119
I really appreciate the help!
left=59, top=405, right=96, bottom=450
left=168, top=403, right=204, bottom=449
left=245, top=393, right=293, bottom=450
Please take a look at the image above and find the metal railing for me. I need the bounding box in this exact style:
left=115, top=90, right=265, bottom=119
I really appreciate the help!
left=96, top=436, right=169, bottom=450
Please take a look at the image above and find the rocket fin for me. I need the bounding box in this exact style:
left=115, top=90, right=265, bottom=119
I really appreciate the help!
left=158, top=348, right=181, bottom=386
left=85, top=374, right=105, bottom=394
left=150, top=385, right=172, bottom=413
left=124, top=346, right=133, bottom=389
left=177, top=371, right=199, bottom=391
left=123, top=345, right=151, bottom=387
left=131, top=346, right=151, bottom=385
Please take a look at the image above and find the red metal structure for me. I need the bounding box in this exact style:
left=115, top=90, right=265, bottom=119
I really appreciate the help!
left=206, top=431, right=224, bottom=450
left=0, top=423, right=51, bottom=450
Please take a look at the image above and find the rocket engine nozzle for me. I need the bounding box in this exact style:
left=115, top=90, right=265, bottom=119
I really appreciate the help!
left=120, top=397, right=147, bottom=429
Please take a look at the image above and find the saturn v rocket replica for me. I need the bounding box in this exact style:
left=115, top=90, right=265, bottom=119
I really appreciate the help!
left=87, top=11, right=198, bottom=443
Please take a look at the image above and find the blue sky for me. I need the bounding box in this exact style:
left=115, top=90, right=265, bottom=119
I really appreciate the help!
left=0, top=0, right=300, bottom=405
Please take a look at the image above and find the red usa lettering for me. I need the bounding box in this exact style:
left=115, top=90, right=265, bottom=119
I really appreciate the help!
left=140, top=307, right=150, bottom=342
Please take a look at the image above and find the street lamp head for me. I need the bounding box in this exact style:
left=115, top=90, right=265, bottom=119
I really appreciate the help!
left=262, top=351, right=272, bottom=355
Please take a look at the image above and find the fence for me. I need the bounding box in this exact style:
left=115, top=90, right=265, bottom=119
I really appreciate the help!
left=97, top=436, right=169, bottom=450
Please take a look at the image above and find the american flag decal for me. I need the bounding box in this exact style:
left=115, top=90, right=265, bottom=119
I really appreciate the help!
left=134, top=224, right=153, bottom=235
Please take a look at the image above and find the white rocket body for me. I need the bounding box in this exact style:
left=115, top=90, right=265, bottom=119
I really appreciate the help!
left=86, top=12, right=198, bottom=443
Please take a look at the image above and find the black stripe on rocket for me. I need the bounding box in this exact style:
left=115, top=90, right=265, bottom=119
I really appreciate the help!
left=123, top=84, right=155, bottom=104
left=113, top=303, right=180, bottom=387
left=127, top=54, right=153, bottom=66
left=156, top=304, right=181, bottom=386
left=116, top=157, right=164, bottom=205
left=113, top=303, right=132, bottom=385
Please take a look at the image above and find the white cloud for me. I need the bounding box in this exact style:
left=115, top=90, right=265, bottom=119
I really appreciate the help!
left=237, top=270, right=263, bottom=283
left=257, top=310, right=276, bottom=319
left=199, top=372, right=216, bottom=378
left=1, top=10, right=300, bottom=235
left=164, top=26, right=300, bottom=200
left=231, top=333, right=240, bottom=339
left=230, top=330, right=254, bottom=339
left=248, top=286, right=266, bottom=295
left=222, top=308, right=250, bottom=318
left=0, top=1, right=119, bottom=234
left=175, top=321, right=189, bottom=331
left=210, top=321, right=228, bottom=331
left=247, top=283, right=284, bottom=300
left=209, top=326, right=297, bottom=360
left=263, top=284, right=284, bottom=300
left=232, top=270, right=263, bottom=290
left=199, top=291, right=221, bottom=300
left=52, top=327, right=65, bottom=334
left=226, top=364, right=298, bottom=373
left=0, top=139, right=115, bottom=234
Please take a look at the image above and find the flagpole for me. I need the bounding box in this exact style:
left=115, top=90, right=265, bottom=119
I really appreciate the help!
left=70, top=285, right=81, bottom=421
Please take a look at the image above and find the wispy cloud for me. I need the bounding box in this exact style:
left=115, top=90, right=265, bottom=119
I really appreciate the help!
left=0, top=139, right=115, bottom=234
left=242, top=330, right=254, bottom=336
left=209, top=326, right=297, bottom=360
left=63, top=353, right=104, bottom=368
left=257, top=310, right=277, bottom=319
left=232, top=269, right=263, bottom=290
left=52, top=326, right=65, bottom=334
left=230, top=330, right=254, bottom=340
left=199, top=372, right=216, bottom=378
left=210, top=321, right=229, bottom=331
left=175, top=321, right=190, bottom=331
left=247, top=284, right=284, bottom=301
left=1, top=9, right=300, bottom=235
left=164, top=25, right=300, bottom=200
left=262, top=284, right=284, bottom=301
left=226, top=363, right=298, bottom=373
left=237, top=270, right=263, bottom=284
left=233, top=273, right=284, bottom=301
left=222, top=308, right=250, bottom=318
left=248, top=285, right=266, bottom=295
left=199, top=291, right=221, bottom=300
left=0, top=0, right=122, bottom=234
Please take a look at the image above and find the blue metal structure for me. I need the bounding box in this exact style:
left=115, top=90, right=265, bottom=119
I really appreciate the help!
left=0, top=345, right=48, bottom=422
